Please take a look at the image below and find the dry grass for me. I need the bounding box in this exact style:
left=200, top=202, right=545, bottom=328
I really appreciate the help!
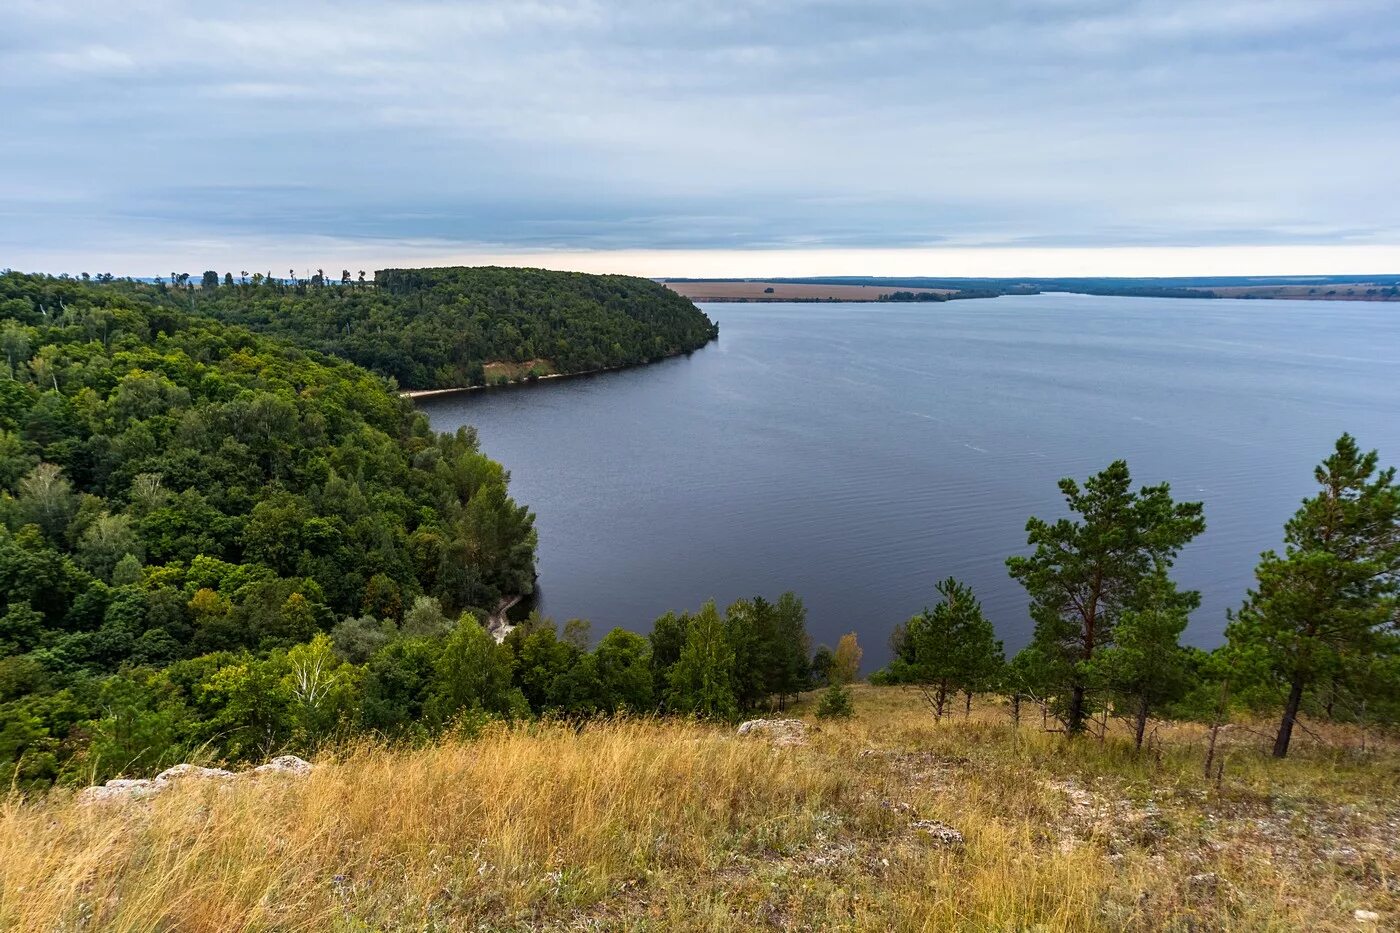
left=3, top=690, right=1396, bottom=931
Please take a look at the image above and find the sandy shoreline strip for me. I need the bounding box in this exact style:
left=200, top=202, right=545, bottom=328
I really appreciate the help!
left=398, top=355, right=699, bottom=399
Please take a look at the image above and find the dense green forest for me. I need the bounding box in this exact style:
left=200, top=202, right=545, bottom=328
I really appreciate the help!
left=176, top=265, right=718, bottom=390
left=0, top=271, right=538, bottom=786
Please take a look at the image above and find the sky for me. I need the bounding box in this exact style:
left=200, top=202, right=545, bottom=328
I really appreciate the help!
left=3, top=0, right=1399, bottom=278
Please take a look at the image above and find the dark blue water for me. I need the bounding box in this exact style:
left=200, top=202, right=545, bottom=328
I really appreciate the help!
left=418, top=294, right=1400, bottom=663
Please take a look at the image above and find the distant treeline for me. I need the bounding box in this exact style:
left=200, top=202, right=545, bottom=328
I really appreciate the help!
left=665, top=275, right=1400, bottom=301
left=882, top=288, right=1016, bottom=302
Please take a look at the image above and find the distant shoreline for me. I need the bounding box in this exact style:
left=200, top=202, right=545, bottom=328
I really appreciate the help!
left=662, top=277, right=1400, bottom=304
left=401, top=343, right=712, bottom=399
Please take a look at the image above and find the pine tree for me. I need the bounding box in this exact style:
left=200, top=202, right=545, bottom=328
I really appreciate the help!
left=1004, top=645, right=1054, bottom=727
left=810, top=644, right=835, bottom=686
left=1225, top=434, right=1400, bottom=758
left=1007, top=460, right=1204, bottom=734
left=887, top=578, right=1004, bottom=721
left=1085, top=570, right=1196, bottom=748
left=816, top=682, right=854, bottom=718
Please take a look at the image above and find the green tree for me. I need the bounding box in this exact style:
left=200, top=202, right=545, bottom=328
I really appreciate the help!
left=0, top=430, right=37, bottom=489
left=1007, top=460, right=1204, bottom=734
left=886, top=578, right=1004, bottom=721
left=667, top=600, right=737, bottom=720
left=592, top=627, right=653, bottom=713
left=725, top=596, right=779, bottom=711
left=77, top=512, right=143, bottom=581
left=0, top=321, right=31, bottom=379
left=815, top=683, right=854, bottom=719
left=648, top=609, right=692, bottom=704
left=330, top=614, right=397, bottom=663
left=0, top=600, right=45, bottom=655
left=810, top=644, right=835, bottom=687
left=506, top=617, right=579, bottom=712
left=428, top=614, right=522, bottom=723
left=1084, top=571, right=1196, bottom=748
left=16, top=462, right=77, bottom=541
left=1225, top=435, right=1400, bottom=757
left=282, top=633, right=360, bottom=746
left=1003, top=644, right=1057, bottom=728
left=86, top=671, right=193, bottom=780
left=402, top=595, right=449, bottom=637
left=360, top=637, right=439, bottom=734
left=769, top=592, right=811, bottom=709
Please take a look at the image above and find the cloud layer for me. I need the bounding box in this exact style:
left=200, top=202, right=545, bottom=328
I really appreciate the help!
left=4, top=0, right=1399, bottom=273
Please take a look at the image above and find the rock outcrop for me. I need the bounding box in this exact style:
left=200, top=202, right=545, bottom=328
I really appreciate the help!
left=736, top=718, right=810, bottom=747
left=251, top=755, right=315, bottom=777
left=77, top=756, right=313, bottom=805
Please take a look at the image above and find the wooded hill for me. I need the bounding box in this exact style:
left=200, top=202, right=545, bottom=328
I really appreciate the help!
left=0, top=270, right=538, bottom=786
left=189, top=266, right=720, bottom=390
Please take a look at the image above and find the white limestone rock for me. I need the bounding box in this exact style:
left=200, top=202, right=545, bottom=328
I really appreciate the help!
left=736, top=718, right=810, bottom=747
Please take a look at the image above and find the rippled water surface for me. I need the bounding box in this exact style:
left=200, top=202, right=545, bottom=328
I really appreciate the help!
left=418, top=294, right=1400, bottom=662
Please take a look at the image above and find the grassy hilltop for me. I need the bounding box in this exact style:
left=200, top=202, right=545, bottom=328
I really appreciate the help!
left=2, top=685, right=1395, bottom=931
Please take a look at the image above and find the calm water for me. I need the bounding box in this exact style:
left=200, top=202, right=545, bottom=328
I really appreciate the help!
left=419, top=294, right=1400, bottom=664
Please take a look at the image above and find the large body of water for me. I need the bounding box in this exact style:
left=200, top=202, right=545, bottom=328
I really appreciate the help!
left=419, top=294, right=1400, bottom=664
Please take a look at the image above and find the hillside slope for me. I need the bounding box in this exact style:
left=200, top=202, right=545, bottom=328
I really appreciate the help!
left=3, top=686, right=1394, bottom=931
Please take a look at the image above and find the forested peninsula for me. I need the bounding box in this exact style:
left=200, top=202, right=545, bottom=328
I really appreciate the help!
left=185, top=265, right=719, bottom=390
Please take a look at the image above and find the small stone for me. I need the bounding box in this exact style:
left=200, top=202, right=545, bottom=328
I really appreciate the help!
left=1354, top=909, right=1380, bottom=924
left=909, top=819, right=964, bottom=846
left=1187, top=872, right=1219, bottom=894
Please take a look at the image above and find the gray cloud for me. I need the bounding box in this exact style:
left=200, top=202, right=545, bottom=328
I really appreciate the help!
left=3, top=0, right=1399, bottom=271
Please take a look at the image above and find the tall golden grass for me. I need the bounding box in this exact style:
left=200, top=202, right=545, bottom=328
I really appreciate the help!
left=2, top=689, right=1396, bottom=931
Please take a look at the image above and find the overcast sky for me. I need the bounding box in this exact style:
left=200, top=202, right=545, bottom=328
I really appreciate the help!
left=4, top=0, right=1399, bottom=277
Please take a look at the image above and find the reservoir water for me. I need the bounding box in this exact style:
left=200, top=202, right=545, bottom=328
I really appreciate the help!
left=418, top=294, right=1400, bottom=664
